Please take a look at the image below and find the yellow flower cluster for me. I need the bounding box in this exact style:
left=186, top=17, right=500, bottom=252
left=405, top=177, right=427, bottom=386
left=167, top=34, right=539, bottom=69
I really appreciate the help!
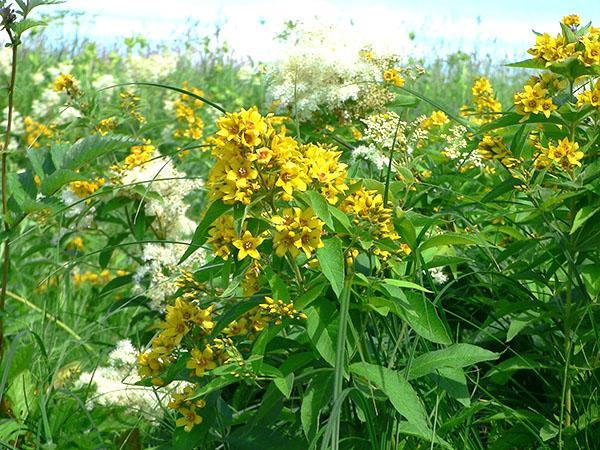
left=462, top=77, right=502, bottom=125
left=119, top=91, right=146, bottom=123
left=341, top=187, right=399, bottom=243
left=271, top=207, right=324, bottom=258
left=208, top=107, right=348, bottom=205
left=562, top=14, right=580, bottom=28
left=138, top=298, right=215, bottom=385
left=72, top=270, right=111, bottom=287
left=96, top=117, right=119, bottom=136
left=66, top=236, right=84, bottom=251
left=258, top=297, right=307, bottom=325
left=173, top=82, right=205, bottom=141
left=514, top=80, right=557, bottom=119
left=207, top=215, right=236, bottom=260
left=118, top=141, right=155, bottom=171
left=527, top=18, right=599, bottom=67
left=534, top=137, right=584, bottom=171
left=382, top=68, right=405, bottom=88
left=69, top=178, right=105, bottom=199
left=24, top=116, right=55, bottom=148
left=421, top=110, right=449, bottom=130
left=168, top=386, right=207, bottom=432
left=577, top=79, right=600, bottom=109
left=477, top=135, right=519, bottom=168
left=53, top=73, right=80, bottom=96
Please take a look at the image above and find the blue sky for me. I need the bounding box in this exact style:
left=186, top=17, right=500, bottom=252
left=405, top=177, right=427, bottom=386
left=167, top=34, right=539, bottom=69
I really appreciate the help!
left=59, top=0, right=600, bottom=61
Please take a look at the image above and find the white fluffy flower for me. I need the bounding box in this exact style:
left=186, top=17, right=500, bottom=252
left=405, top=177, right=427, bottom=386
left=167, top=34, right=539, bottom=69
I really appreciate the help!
left=134, top=242, right=205, bottom=311
left=123, top=53, right=178, bottom=83
left=428, top=267, right=449, bottom=285
left=351, top=144, right=389, bottom=171
left=47, top=62, right=74, bottom=79
left=118, top=152, right=202, bottom=239
left=265, top=20, right=395, bottom=121
left=92, top=73, right=117, bottom=91
left=74, top=339, right=182, bottom=419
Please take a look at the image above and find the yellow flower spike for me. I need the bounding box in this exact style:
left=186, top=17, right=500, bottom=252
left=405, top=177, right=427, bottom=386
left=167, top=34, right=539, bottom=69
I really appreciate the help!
left=232, top=231, right=264, bottom=260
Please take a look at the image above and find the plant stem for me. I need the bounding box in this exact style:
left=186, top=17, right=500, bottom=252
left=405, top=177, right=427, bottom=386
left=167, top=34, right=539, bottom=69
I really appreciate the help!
left=0, top=30, right=18, bottom=358
left=330, top=271, right=354, bottom=450
left=383, top=118, right=402, bottom=207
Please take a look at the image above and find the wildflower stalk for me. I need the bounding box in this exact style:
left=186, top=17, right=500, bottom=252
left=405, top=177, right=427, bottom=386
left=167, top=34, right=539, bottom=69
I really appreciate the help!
left=330, top=271, right=354, bottom=450
left=0, top=27, right=18, bottom=358
left=383, top=118, right=402, bottom=207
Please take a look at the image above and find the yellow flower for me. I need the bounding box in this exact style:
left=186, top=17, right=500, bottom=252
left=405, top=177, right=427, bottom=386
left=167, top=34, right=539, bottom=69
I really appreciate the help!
left=96, top=117, right=119, bottom=136
left=514, top=83, right=555, bottom=118
left=66, top=236, right=84, bottom=251
left=393, top=76, right=405, bottom=88
left=580, top=35, right=600, bottom=67
left=546, top=137, right=584, bottom=169
left=562, top=14, right=580, bottom=28
left=422, top=110, right=449, bottom=129
left=275, top=162, right=308, bottom=197
left=577, top=80, right=600, bottom=109
left=383, top=68, right=399, bottom=82
left=175, top=407, right=203, bottom=432
left=207, top=215, right=236, bottom=259
left=53, top=73, right=79, bottom=94
left=232, top=231, right=264, bottom=260
left=186, top=346, right=217, bottom=377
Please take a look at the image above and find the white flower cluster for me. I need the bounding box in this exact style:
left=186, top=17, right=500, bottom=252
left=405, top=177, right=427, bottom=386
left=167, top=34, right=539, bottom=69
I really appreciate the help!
left=92, top=73, right=117, bottom=91
left=123, top=52, right=179, bottom=83
left=361, top=111, right=403, bottom=149
left=442, top=125, right=484, bottom=168
left=117, top=151, right=205, bottom=310
left=74, top=340, right=170, bottom=417
left=134, top=242, right=204, bottom=311
left=119, top=151, right=201, bottom=239
left=266, top=21, right=396, bottom=121
left=351, top=144, right=389, bottom=171
left=361, top=112, right=428, bottom=155
left=428, top=267, right=449, bottom=285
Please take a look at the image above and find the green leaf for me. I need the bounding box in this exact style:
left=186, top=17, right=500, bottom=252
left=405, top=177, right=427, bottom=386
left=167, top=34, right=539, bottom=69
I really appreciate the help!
left=328, top=205, right=351, bottom=234
left=274, top=373, right=294, bottom=398
left=571, top=206, right=599, bottom=234
left=40, top=169, right=84, bottom=196
left=305, top=299, right=338, bottom=366
left=179, top=200, right=231, bottom=263
left=433, top=367, right=471, bottom=407
left=406, top=344, right=500, bottom=380
left=296, top=190, right=333, bottom=229
left=10, top=19, right=46, bottom=35
left=505, top=58, right=546, bottom=70
left=316, top=237, right=344, bottom=298
left=61, top=135, right=136, bottom=170
left=301, top=372, right=333, bottom=441
left=420, top=232, right=483, bottom=251
left=263, top=266, right=290, bottom=302
left=382, top=279, right=432, bottom=293
left=378, top=287, right=452, bottom=344
left=350, top=362, right=430, bottom=432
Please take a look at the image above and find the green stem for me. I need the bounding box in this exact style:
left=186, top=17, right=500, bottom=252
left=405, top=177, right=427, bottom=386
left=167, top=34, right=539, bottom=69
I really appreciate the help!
left=383, top=118, right=402, bottom=207
left=0, top=30, right=18, bottom=359
left=330, top=271, right=354, bottom=450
